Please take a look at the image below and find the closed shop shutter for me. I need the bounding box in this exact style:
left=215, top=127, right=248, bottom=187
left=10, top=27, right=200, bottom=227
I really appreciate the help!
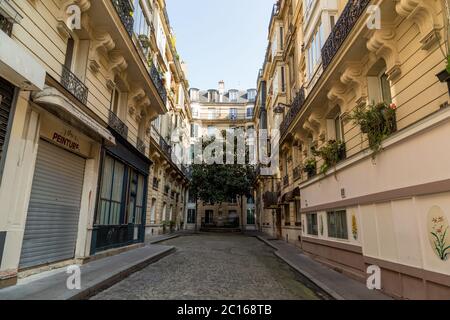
left=0, top=77, right=15, bottom=163
left=19, top=140, right=86, bottom=269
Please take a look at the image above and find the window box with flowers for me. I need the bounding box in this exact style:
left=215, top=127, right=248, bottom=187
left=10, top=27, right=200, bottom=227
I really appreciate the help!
left=312, top=140, right=346, bottom=174
left=303, top=158, right=317, bottom=179
left=351, top=102, right=397, bottom=157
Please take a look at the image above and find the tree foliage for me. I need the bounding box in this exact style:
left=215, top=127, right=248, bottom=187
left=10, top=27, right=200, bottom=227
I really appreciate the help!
left=190, top=132, right=255, bottom=205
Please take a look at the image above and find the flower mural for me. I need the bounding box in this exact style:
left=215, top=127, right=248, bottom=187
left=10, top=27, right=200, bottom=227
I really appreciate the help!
left=352, top=214, right=358, bottom=240
left=427, top=206, right=450, bottom=261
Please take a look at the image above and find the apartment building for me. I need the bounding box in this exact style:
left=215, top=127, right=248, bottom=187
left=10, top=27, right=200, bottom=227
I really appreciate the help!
left=256, top=0, right=450, bottom=299
left=0, top=0, right=187, bottom=288
left=187, top=82, right=257, bottom=231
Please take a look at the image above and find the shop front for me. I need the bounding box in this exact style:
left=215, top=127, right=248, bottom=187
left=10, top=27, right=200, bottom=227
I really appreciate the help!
left=91, top=133, right=151, bottom=254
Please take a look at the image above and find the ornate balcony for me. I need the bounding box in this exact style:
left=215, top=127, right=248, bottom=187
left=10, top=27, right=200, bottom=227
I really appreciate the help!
left=149, top=61, right=168, bottom=104
left=321, top=0, right=371, bottom=70
left=0, top=14, right=13, bottom=36
left=280, top=87, right=306, bottom=137
left=136, top=137, right=145, bottom=154
left=108, top=110, right=128, bottom=140
left=61, top=65, right=88, bottom=105
left=111, top=0, right=134, bottom=36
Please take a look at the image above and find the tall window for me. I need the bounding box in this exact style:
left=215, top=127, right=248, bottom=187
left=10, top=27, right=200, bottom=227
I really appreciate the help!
left=306, top=213, right=318, bottom=236
left=281, top=66, right=286, bottom=93
left=334, top=113, right=344, bottom=142
left=327, top=210, right=348, bottom=239
left=307, top=22, right=324, bottom=79
left=110, top=85, right=121, bottom=115
left=190, top=124, right=198, bottom=138
left=187, top=209, right=196, bottom=224
left=246, top=107, right=254, bottom=118
left=247, top=208, right=255, bottom=225
left=229, top=108, right=238, bottom=120
left=229, top=90, right=238, bottom=102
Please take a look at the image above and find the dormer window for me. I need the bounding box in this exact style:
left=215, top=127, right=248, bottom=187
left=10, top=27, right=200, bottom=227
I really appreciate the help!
left=229, top=90, right=238, bottom=102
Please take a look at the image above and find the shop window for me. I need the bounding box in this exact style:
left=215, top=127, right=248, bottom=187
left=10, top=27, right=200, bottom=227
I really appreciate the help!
left=306, top=213, right=318, bottom=236
left=187, top=209, right=196, bottom=224
left=327, top=210, right=348, bottom=239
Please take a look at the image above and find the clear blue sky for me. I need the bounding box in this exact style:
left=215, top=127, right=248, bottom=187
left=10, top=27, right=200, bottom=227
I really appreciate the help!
left=166, top=0, right=275, bottom=91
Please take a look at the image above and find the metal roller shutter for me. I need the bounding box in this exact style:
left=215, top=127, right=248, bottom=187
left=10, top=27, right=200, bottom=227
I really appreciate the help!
left=19, top=140, right=86, bottom=269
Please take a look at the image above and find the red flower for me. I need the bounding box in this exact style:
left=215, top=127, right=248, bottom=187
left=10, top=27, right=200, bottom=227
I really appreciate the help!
left=389, top=103, right=397, bottom=110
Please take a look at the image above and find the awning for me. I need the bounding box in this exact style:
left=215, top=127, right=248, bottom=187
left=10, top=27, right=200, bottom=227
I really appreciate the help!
left=280, top=187, right=300, bottom=203
left=32, top=86, right=115, bottom=145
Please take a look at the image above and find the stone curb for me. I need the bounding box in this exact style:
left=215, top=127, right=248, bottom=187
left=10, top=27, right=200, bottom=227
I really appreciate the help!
left=255, top=235, right=345, bottom=301
left=147, top=234, right=181, bottom=245
left=70, top=246, right=176, bottom=300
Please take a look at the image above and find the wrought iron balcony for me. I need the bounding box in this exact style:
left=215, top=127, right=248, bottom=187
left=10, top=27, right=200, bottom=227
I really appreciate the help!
left=108, top=110, right=128, bottom=140
left=149, top=61, right=168, bottom=104
left=0, top=14, right=13, bottom=36
left=111, top=0, right=134, bottom=37
left=280, top=87, right=306, bottom=137
left=321, top=0, right=371, bottom=70
left=61, top=65, right=88, bottom=105
left=136, top=137, right=145, bottom=154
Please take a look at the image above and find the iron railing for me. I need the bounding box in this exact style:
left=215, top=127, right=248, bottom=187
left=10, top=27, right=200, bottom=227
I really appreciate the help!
left=111, top=0, right=134, bottom=36
left=0, top=14, right=13, bottom=36
left=136, top=137, right=145, bottom=154
left=61, top=65, right=88, bottom=105
left=149, top=61, right=168, bottom=104
left=321, top=0, right=371, bottom=70
left=108, top=110, right=128, bottom=140
left=280, top=87, right=306, bottom=137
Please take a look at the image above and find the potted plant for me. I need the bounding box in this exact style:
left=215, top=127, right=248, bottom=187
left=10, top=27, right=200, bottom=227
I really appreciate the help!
left=303, top=158, right=317, bottom=179
left=351, top=102, right=397, bottom=157
left=169, top=220, right=176, bottom=232
left=312, top=140, right=346, bottom=174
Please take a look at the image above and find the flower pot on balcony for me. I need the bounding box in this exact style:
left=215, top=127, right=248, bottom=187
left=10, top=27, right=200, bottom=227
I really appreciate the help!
left=437, top=69, right=450, bottom=95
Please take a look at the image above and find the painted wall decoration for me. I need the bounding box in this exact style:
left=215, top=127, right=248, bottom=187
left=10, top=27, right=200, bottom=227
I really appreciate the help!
left=427, top=206, right=450, bottom=261
left=352, top=214, right=358, bottom=240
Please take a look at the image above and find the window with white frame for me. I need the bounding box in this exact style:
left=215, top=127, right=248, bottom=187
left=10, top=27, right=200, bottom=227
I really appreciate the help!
left=368, top=66, right=392, bottom=105
left=307, top=22, right=324, bottom=79
left=327, top=210, right=348, bottom=239
left=306, top=213, right=318, bottom=236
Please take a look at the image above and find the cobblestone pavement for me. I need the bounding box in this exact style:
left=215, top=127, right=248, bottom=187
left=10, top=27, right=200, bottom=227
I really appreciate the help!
left=91, top=234, right=324, bottom=300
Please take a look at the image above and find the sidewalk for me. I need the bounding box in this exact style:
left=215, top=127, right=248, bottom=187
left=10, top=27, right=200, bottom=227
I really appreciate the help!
left=251, top=232, right=392, bottom=300
left=0, top=244, right=174, bottom=300
left=145, top=230, right=198, bottom=245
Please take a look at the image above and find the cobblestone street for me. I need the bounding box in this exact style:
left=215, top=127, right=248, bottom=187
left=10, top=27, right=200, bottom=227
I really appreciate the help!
left=91, top=234, right=325, bottom=300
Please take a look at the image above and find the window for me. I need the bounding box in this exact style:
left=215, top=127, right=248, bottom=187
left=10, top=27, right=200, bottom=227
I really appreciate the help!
left=307, top=22, right=324, bottom=79
left=187, top=209, right=196, bottom=224
left=205, top=210, right=214, bottom=224
left=190, top=89, right=199, bottom=102
left=190, top=124, right=198, bottom=138
left=247, top=208, right=256, bottom=225
left=96, top=154, right=147, bottom=227
left=367, top=63, right=392, bottom=105
left=229, top=108, right=238, bottom=120
left=64, top=38, right=75, bottom=70
left=150, top=198, right=156, bottom=223
left=380, top=73, right=392, bottom=104
left=246, top=107, right=254, bottom=118
left=188, top=192, right=196, bottom=204
left=247, top=89, right=256, bottom=102
left=133, top=0, right=149, bottom=37
left=110, top=86, right=121, bottom=115
left=334, top=113, right=344, bottom=142
left=229, top=90, right=238, bottom=102
left=208, top=108, right=216, bottom=120
left=306, top=213, right=318, bottom=236
left=281, top=66, right=286, bottom=93
left=327, top=210, right=348, bottom=239
left=247, top=196, right=255, bottom=204
left=279, top=26, right=284, bottom=51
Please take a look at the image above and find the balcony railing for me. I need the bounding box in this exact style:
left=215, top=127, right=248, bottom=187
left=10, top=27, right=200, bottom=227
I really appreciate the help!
left=61, top=65, right=88, bottom=105
left=152, top=126, right=172, bottom=159
left=321, top=0, right=371, bottom=70
left=280, top=87, right=306, bottom=137
left=0, top=14, right=13, bottom=36
left=149, top=61, right=168, bottom=104
left=136, top=137, right=145, bottom=154
left=108, top=110, right=128, bottom=140
left=111, top=0, right=134, bottom=36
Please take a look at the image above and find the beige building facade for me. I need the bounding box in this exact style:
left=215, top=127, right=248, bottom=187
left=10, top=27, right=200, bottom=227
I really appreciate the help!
left=255, top=0, right=450, bottom=299
left=0, top=0, right=187, bottom=288
left=187, top=82, right=257, bottom=231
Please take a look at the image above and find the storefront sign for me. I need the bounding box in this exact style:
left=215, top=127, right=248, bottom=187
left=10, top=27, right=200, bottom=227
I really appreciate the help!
left=51, top=130, right=80, bottom=152
left=40, top=112, right=92, bottom=157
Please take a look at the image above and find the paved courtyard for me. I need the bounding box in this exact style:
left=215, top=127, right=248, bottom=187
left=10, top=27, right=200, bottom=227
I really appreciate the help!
left=91, top=234, right=326, bottom=300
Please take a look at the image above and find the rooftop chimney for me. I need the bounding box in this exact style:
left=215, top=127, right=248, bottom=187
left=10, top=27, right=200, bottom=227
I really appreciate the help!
left=218, top=80, right=225, bottom=102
